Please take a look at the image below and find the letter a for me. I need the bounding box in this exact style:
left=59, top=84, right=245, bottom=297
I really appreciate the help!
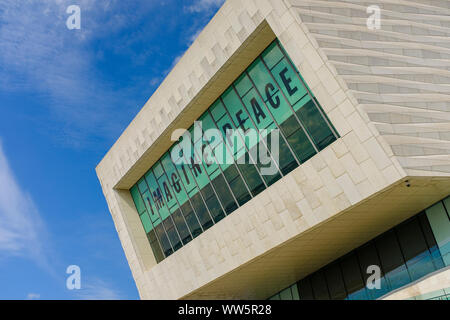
left=66, top=265, right=81, bottom=290
left=66, top=5, right=81, bottom=30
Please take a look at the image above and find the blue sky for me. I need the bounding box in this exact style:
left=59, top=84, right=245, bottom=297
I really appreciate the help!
left=0, top=0, right=224, bottom=300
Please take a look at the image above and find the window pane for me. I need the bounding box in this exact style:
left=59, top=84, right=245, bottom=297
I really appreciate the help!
left=357, top=243, right=389, bottom=299
left=181, top=202, right=202, bottom=238
left=201, top=183, right=225, bottom=223
left=279, top=287, right=293, bottom=300
left=234, top=73, right=253, bottom=97
left=211, top=174, right=238, bottom=214
left=171, top=209, right=192, bottom=245
left=154, top=224, right=172, bottom=257
left=375, top=230, right=410, bottom=291
left=222, top=165, right=251, bottom=206
left=236, top=162, right=265, bottom=197
left=297, top=278, right=314, bottom=300
left=261, top=42, right=284, bottom=70
left=396, top=218, right=435, bottom=281
left=271, top=58, right=308, bottom=107
left=140, top=212, right=153, bottom=233
left=310, top=271, right=330, bottom=300
left=163, top=216, right=182, bottom=251
left=190, top=193, right=213, bottom=231
left=418, top=213, right=445, bottom=270
left=283, top=124, right=316, bottom=163
left=296, top=99, right=336, bottom=151
left=266, top=129, right=298, bottom=176
left=147, top=230, right=164, bottom=263
left=324, top=262, right=347, bottom=300
left=131, top=185, right=146, bottom=214
left=340, top=253, right=368, bottom=300
left=291, top=283, right=300, bottom=300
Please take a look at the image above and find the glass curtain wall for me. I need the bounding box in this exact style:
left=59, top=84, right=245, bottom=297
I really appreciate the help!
left=269, top=197, right=450, bottom=300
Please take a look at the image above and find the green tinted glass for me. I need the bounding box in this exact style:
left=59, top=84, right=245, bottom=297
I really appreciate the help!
left=140, top=212, right=153, bottom=233
left=130, top=39, right=338, bottom=263
left=131, top=185, right=146, bottom=214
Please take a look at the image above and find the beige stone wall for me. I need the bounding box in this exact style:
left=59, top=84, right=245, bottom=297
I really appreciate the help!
left=292, top=0, right=450, bottom=176
left=96, top=0, right=450, bottom=299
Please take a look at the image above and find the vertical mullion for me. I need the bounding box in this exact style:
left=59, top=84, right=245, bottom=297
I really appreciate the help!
left=142, top=172, right=175, bottom=258
left=192, top=122, right=241, bottom=209
left=151, top=165, right=185, bottom=249
left=243, top=68, right=303, bottom=166
left=209, top=105, right=269, bottom=190
left=159, top=159, right=194, bottom=243
left=225, top=86, right=281, bottom=184
left=146, top=169, right=176, bottom=255
left=183, top=137, right=219, bottom=224
left=337, top=259, right=350, bottom=300
left=275, top=41, right=339, bottom=139
left=256, top=57, right=320, bottom=155
left=206, top=101, right=258, bottom=196
left=183, top=127, right=228, bottom=218
left=441, top=198, right=450, bottom=220
left=135, top=185, right=165, bottom=260
left=392, top=228, right=413, bottom=283
left=171, top=160, right=206, bottom=233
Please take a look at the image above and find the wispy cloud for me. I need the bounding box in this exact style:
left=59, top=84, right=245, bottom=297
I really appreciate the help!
left=26, top=293, right=41, bottom=300
left=185, top=0, right=225, bottom=13
left=183, top=0, right=225, bottom=47
left=74, top=277, right=122, bottom=300
left=0, top=140, right=51, bottom=271
left=0, top=0, right=146, bottom=148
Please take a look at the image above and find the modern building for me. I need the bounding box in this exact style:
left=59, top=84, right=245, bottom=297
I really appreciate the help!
left=96, top=0, right=450, bottom=300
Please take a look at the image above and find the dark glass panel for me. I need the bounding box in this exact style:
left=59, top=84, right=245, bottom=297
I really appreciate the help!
left=163, top=217, right=182, bottom=251
left=211, top=174, right=238, bottom=214
left=279, top=287, right=293, bottom=300
left=154, top=224, right=173, bottom=257
left=310, top=271, right=330, bottom=300
left=297, top=278, right=314, bottom=300
left=235, top=156, right=265, bottom=197
left=190, top=193, right=214, bottom=231
left=281, top=118, right=316, bottom=163
left=264, top=129, right=298, bottom=176
left=295, top=100, right=336, bottom=151
left=254, top=139, right=283, bottom=186
left=324, top=262, right=347, bottom=300
left=279, top=115, right=301, bottom=138
left=418, top=213, right=445, bottom=270
left=171, top=209, right=192, bottom=245
left=222, top=166, right=251, bottom=206
left=396, top=218, right=436, bottom=281
left=181, top=202, right=202, bottom=238
left=375, top=230, right=410, bottom=291
left=228, top=176, right=252, bottom=206
left=357, top=243, right=389, bottom=299
left=147, top=230, right=164, bottom=263
left=340, top=253, right=368, bottom=300
left=201, top=184, right=225, bottom=223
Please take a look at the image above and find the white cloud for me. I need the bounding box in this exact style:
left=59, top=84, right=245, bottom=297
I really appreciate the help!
left=0, top=140, right=51, bottom=270
left=26, top=293, right=41, bottom=300
left=74, top=278, right=122, bottom=300
left=185, top=0, right=225, bottom=13
left=0, top=0, right=143, bottom=148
